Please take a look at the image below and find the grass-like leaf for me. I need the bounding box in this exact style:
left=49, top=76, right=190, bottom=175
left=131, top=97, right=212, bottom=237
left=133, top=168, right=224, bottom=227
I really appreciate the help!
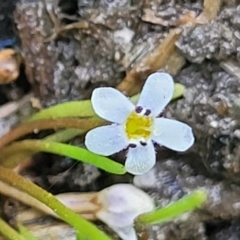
left=137, top=190, right=207, bottom=225
left=0, top=140, right=126, bottom=174
left=0, top=217, right=27, bottom=240
left=17, top=224, right=39, bottom=240
left=28, top=84, right=185, bottom=121
left=1, top=129, right=85, bottom=169
left=28, top=100, right=97, bottom=121
left=0, top=166, right=112, bottom=240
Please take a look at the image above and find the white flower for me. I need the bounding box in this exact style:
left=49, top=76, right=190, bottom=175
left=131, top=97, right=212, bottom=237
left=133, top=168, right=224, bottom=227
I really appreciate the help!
left=96, top=184, right=155, bottom=240
left=85, top=72, right=194, bottom=175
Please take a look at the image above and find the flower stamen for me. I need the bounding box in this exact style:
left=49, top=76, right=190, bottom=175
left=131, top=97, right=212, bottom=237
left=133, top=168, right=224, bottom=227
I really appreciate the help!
left=129, top=143, right=137, bottom=148
left=135, top=106, right=143, bottom=113
left=125, top=111, right=153, bottom=140
left=144, top=109, right=151, bottom=116
left=140, top=141, right=147, bottom=146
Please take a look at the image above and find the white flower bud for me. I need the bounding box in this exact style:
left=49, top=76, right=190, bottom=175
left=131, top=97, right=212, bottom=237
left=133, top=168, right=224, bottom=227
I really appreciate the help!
left=96, top=184, right=155, bottom=240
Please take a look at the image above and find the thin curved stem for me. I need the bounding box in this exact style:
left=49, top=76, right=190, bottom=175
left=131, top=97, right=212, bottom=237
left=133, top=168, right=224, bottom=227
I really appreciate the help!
left=0, top=118, right=106, bottom=148
left=0, top=140, right=126, bottom=174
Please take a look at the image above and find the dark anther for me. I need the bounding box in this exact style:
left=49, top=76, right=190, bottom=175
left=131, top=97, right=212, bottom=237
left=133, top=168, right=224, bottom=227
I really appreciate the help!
left=129, top=143, right=137, bottom=148
left=140, top=141, right=147, bottom=146
left=145, top=109, right=151, bottom=116
left=135, top=106, right=143, bottom=113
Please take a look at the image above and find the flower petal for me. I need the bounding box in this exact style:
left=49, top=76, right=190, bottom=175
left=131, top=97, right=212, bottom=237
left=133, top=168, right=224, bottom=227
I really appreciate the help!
left=137, top=72, right=174, bottom=116
left=125, top=141, right=156, bottom=175
left=96, top=184, right=154, bottom=240
left=152, top=118, right=194, bottom=152
left=92, top=87, right=134, bottom=123
left=85, top=125, right=128, bottom=156
left=109, top=226, right=137, bottom=240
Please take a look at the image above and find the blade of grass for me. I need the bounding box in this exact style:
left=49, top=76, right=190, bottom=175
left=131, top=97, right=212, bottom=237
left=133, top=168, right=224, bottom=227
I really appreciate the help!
left=4, top=129, right=86, bottom=170
left=0, top=180, right=97, bottom=223
left=28, top=100, right=97, bottom=121
left=0, top=217, right=27, bottom=240
left=4, top=151, right=35, bottom=170
left=17, top=224, right=39, bottom=240
left=0, top=140, right=126, bottom=174
left=0, top=166, right=112, bottom=240
left=0, top=180, right=58, bottom=221
left=27, top=84, right=185, bottom=121
left=137, top=190, right=207, bottom=225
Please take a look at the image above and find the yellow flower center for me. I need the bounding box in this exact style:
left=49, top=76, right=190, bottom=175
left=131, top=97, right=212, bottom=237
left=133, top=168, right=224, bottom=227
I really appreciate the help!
left=125, top=111, right=153, bottom=140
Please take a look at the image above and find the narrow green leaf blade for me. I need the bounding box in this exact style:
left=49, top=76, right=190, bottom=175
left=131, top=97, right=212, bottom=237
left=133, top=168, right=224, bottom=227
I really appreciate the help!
left=27, top=84, right=185, bottom=121
left=0, top=217, right=27, bottom=240
left=17, top=224, right=39, bottom=240
left=1, top=140, right=126, bottom=175
left=137, top=190, right=207, bottom=225
left=28, top=100, right=96, bottom=121
left=41, top=141, right=126, bottom=174
left=0, top=167, right=112, bottom=240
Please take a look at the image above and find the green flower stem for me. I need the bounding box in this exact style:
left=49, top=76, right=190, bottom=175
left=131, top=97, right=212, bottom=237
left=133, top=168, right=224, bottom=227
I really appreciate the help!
left=0, top=217, right=27, bottom=240
left=0, top=118, right=106, bottom=148
left=0, top=166, right=112, bottom=240
left=0, top=140, right=126, bottom=174
left=137, top=190, right=207, bottom=225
